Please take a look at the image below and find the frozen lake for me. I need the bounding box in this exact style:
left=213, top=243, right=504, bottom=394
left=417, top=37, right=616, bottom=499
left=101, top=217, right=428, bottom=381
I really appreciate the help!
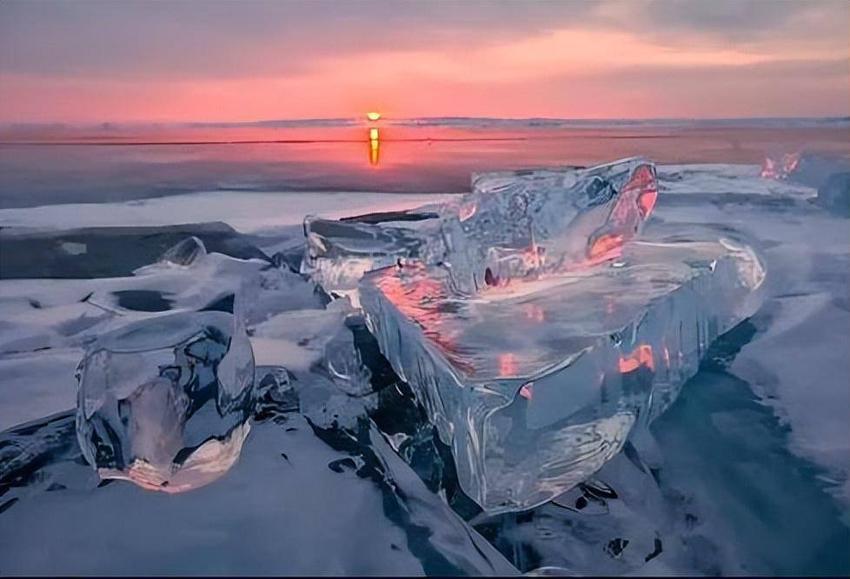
left=0, top=121, right=849, bottom=575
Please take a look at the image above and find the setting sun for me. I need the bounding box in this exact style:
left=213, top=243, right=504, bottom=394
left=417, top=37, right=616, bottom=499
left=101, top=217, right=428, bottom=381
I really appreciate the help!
left=366, top=112, right=381, bottom=121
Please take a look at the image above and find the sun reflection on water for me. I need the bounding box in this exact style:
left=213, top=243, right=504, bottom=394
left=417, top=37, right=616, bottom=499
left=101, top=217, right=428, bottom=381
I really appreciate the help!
left=369, top=128, right=380, bottom=166
left=367, top=114, right=381, bottom=167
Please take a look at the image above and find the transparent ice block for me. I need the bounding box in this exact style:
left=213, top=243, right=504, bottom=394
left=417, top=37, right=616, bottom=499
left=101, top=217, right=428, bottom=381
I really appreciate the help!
left=446, top=157, right=657, bottom=293
left=75, top=310, right=255, bottom=492
left=301, top=213, right=445, bottom=305
left=360, top=225, right=765, bottom=513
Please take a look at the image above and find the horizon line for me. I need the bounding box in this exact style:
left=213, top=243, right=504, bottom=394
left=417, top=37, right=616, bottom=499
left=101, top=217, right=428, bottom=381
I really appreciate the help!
left=1, top=114, right=849, bottom=128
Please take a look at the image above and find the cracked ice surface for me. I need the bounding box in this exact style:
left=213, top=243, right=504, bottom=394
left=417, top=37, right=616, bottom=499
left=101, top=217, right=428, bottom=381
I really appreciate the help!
left=1, top=412, right=517, bottom=576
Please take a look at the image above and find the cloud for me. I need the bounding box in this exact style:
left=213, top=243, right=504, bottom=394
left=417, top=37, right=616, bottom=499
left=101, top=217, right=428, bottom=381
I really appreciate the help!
left=643, top=0, right=848, bottom=44
left=0, top=0, right=847, bottom=120
left=0, top=0, right=595, bottom=78
left=1, top=0, right=846, bottom=79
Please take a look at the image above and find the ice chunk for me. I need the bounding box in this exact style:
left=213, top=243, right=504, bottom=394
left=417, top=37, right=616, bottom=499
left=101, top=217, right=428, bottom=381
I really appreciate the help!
left=759, top=152, right=850, bottom=217
left=235, top=261, right=330, bottom=326
left=248, top=299, right=377, bottom=428
left=75, top=310, right=255, bottom=493
left=445, top=158, right=657, bottom=293
left=302, top=158, right=657, bottom=300
left=254, top=365, right=298, bottom=417
left=761, top=151, right=850, bottom=189
left=760, top=152, right=801, bottom=180
left=160, top=235, right=206, bottom=266
left=301, top=212, right=444, bottom=305
left=360, top=224, right=765, bottom=514
left=80, top=237, right=324, bottom=323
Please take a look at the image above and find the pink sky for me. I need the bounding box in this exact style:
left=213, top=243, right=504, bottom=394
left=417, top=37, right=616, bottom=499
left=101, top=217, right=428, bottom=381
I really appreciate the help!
left=1, top=0, right=848, bottom=123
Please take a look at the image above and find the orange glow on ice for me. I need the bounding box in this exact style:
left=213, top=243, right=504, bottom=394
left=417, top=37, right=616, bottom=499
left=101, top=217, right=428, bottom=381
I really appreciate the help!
left=498, top=353, right=519, bottom=377
left=524, top=303, right=546, bottom=323
left=618, top=345, right=655, bottom=373
left=588, top=234, right=625, bottom=261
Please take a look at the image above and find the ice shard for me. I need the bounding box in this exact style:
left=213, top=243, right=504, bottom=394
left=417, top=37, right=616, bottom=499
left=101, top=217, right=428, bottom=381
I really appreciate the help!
left=75, top=310, right=255, bottom=493
left=358, top=158, right=765, bottom=513
left=79, top=236, right=325, bottom=323
left=760, top=152, right=801, bottom=181
left=761, top=151, right=850, bottom=190
left=300, top=211, right=444, bottom=305
left=160, top=235, right=207, bottom=266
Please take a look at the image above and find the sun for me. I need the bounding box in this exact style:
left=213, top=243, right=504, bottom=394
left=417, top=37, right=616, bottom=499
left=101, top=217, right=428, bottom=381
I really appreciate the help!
left=366, top=111, right=381, bottom=121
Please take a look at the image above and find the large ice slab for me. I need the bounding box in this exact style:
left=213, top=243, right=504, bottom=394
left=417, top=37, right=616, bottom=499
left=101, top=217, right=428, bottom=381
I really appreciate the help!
left=361, top=221, right=765, bottom=513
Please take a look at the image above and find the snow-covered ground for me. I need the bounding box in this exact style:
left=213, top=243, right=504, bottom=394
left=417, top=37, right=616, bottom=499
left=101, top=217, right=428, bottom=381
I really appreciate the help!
left=0, top=190, right=458, bottom=234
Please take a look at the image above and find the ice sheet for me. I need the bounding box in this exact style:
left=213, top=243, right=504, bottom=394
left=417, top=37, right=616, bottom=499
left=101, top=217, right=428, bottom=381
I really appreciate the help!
left=0, top=190, right=458, bottom=234
left=1, top=164, right=848, bottom=575
left=654, top=165, right=850, bottom=506
left=0, top=414, right=517, bottom=576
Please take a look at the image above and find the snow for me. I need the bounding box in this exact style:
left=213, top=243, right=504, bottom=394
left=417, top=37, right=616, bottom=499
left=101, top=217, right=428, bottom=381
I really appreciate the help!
left=0, top=190, right=459, bottom=234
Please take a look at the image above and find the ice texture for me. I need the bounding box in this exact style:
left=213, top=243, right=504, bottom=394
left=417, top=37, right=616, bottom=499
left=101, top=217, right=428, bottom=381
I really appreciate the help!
left=75, top=310, right=256, bottom=492
left=760, top=152, right=801, bottom=180
left=359, top=159, right=765, bottom=513
left=815, top=172, right=850, bottom=216
left=444, top=157, right=657, bottom=293
left=160, top=235, right=207, bottom=266
left=758, top=152, right=850, bottom=217
left=1, top=412, right=518, bottom=576
left=302, top=158, right=657, bottom=299
left=4, top=162, right=849, bottom=575
left=301, top=211, right=444, bottom=304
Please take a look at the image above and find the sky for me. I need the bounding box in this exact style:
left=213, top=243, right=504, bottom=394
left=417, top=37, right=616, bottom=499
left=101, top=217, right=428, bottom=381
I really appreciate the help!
left=0, top=0, right=848, bottom=123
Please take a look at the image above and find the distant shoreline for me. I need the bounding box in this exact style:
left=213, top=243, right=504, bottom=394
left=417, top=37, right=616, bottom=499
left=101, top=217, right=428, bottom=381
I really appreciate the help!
left=2, top=115, right=848, bottom=133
